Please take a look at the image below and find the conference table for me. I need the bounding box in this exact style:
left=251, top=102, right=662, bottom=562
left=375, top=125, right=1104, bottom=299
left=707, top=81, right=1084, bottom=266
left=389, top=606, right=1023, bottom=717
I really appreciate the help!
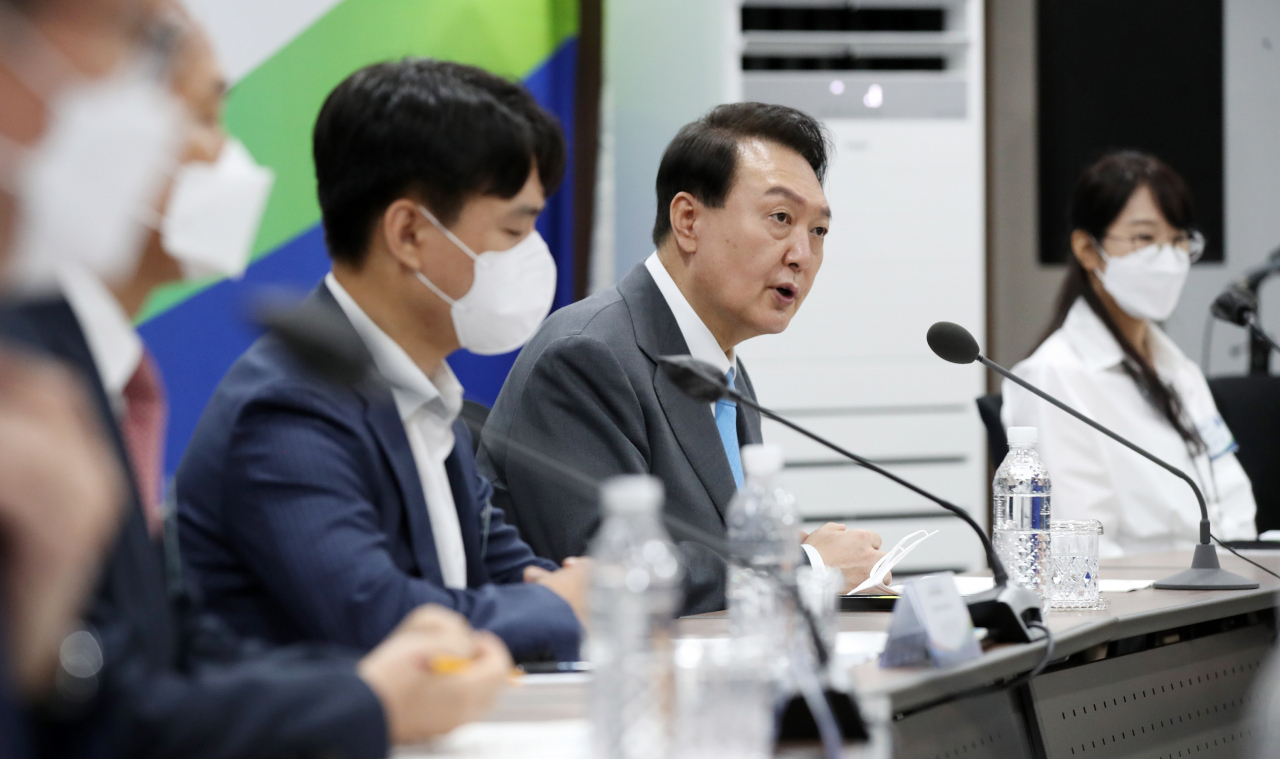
left=398, top=549, right=1280, bottom=759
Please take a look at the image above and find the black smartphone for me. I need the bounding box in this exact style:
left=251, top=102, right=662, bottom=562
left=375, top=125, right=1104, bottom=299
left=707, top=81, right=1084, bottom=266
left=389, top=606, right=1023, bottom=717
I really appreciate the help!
left=839, top=594, right=898, bottom=612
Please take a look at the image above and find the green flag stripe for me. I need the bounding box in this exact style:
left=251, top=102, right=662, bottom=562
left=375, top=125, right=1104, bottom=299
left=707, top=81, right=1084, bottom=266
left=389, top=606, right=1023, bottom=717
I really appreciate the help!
left=138, top=0, right=577, bottom=323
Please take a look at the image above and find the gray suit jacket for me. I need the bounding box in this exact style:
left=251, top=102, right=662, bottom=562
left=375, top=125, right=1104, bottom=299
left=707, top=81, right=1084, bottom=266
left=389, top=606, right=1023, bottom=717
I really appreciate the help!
left=477, top=262, right=762, bottom=615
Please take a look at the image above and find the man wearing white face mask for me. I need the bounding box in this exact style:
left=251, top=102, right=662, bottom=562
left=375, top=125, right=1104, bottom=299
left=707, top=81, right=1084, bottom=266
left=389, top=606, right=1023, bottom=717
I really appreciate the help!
left=176, top=58, right=587, bottom=663
left=1004, top=151, right=1257, bottom=557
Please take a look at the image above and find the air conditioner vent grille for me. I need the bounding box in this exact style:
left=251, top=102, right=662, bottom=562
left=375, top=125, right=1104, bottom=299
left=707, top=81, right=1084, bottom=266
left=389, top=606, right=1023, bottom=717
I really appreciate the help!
left=742, top=7, right=945, bottom=33
left=744, top=54, right=945, bottom=71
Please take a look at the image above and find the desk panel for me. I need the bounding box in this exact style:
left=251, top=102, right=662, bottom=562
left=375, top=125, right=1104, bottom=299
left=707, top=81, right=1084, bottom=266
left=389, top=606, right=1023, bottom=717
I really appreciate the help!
left=892, top=688, right=1034, bottom=759
left=1031, top=625, right=1274, bottom=759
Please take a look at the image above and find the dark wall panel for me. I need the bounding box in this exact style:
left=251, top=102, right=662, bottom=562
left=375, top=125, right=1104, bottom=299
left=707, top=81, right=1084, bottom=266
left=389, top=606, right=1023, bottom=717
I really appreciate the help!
left=1038, top=0, right=1223, bottom=263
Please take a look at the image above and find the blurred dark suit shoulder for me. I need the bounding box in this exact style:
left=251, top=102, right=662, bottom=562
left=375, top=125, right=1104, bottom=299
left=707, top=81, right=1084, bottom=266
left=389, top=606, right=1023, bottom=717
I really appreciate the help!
left=0, top=298, right=388, bottom=759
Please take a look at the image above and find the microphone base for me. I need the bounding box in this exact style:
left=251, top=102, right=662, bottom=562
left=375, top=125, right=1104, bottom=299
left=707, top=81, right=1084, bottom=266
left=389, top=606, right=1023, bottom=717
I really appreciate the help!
left=1153, top=544, right=1260, bottom=590
left=966, top=584, right=1048, bottom=644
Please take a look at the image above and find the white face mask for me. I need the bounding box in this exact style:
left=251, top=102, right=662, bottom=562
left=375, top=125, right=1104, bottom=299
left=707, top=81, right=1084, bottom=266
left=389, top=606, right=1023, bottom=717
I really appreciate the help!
left=413, top=204, right=557, bottom=355
left=2, top=54, right=183, bottom=292
left=1096, top=242, right=1190, bottom=321
left=161, top=138, right=275, bottom=280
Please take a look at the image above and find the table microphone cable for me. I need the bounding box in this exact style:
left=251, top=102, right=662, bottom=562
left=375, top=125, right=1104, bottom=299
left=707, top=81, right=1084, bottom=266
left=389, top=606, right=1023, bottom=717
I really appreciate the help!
left=1210, top=534, right=1280, bottom=580
left=1005, top=621, right=1054, bottom=691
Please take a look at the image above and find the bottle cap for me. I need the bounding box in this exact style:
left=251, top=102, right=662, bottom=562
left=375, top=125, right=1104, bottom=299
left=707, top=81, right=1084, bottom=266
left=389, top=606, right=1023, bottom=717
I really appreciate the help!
left=741, top=444, right=784, bottom=477
left=1007, top=426, right=1038, bottom=446
left=601, top=474, right=663, bottom=514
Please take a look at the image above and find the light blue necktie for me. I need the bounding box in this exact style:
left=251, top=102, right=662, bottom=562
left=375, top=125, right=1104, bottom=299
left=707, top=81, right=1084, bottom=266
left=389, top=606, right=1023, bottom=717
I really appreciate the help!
left=716, top=367, right=744, bottom=487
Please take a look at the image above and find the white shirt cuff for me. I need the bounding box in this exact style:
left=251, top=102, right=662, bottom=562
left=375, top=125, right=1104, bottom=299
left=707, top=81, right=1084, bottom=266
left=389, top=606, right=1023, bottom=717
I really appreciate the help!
left=801, top=543, right=825, bottom=570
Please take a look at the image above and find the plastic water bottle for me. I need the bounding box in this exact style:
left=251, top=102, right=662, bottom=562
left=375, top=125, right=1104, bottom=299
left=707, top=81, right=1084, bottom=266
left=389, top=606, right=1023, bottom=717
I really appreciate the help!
left=993, top=427, right=1052, bottom=602
left=587, top=475, right=684, bottom=759
left=727, top=444, right=802, bottom=648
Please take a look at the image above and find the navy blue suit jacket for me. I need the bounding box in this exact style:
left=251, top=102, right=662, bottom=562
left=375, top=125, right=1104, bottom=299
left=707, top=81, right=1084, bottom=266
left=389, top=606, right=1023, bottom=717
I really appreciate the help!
left=177, top=284, right=580, bottom=662
left=0, top=299, right=387, bottom=759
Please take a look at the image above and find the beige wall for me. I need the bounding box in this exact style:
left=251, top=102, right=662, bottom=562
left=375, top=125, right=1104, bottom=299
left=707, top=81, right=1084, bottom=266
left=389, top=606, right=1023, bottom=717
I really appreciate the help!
left=985, top=0, right=1063, bottom=386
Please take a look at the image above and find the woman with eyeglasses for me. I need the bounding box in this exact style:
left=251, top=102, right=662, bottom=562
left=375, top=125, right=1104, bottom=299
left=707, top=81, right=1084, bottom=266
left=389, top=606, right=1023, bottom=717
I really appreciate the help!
left=1002, top=150, right=1257, bottom=557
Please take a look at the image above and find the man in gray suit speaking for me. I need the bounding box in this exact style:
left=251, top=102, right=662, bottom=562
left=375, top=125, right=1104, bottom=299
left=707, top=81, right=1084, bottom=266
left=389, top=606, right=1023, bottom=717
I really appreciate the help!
left=478, top=102, right=885, bottom=614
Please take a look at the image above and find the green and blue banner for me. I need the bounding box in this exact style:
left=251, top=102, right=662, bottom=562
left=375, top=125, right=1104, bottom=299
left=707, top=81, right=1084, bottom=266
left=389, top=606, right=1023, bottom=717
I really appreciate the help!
left=141, top=0, right=580, bottom=475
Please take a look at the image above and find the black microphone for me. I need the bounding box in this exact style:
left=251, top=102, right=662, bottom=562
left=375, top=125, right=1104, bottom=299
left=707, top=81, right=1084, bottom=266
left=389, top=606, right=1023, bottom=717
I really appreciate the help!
left=1210, top=286, right=1256, bottom=328
left=1212, top=247, right=1280, bottom=373
left=658, top=355, right=1047, bottom=644
left=1210, top=286, right=1280, bottom=358
left=926, top=321, right=1259, bottom=591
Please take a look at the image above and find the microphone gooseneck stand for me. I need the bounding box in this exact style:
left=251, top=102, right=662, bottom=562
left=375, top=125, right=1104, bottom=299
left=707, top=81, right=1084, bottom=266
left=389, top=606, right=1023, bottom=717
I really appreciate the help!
left=926, top=321, right=1260, bottom=591
left=656, top=355, right=1048, bottom=645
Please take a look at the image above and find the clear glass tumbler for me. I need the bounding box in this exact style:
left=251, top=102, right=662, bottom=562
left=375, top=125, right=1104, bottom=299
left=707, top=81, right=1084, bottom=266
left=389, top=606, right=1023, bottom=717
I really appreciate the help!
left=1049, top=519, right=1107, bottom=610
left=672, top=637, right=775, bottom=759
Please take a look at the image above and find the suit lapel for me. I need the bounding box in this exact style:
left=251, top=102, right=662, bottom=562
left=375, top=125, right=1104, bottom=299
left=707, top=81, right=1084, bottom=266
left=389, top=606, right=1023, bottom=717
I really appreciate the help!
left=735, top=359, right=764, bottom=446
left=360, top=394, right=442, bottom=584
left=0, top=299, right=174, bottom=663
left=309, top=284, right=443, bottom=585
left=443, top=426, right=486, bottom=586
left=619, top=265, right=739, bottom=521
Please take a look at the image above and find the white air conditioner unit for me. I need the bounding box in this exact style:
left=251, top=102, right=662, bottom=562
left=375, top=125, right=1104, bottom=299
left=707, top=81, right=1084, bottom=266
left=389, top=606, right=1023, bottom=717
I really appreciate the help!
left=735, top=0, right=988, bottom=575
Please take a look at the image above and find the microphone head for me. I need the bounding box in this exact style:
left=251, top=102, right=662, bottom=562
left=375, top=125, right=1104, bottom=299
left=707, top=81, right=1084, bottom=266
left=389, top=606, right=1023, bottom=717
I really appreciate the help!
left=1210, top=287, right=1256, bottom=327
left=657, top=355, right=730, bottom=402
left=255, top=296, right=374, bottom=387
left=927, top=322, right=981, bottom=364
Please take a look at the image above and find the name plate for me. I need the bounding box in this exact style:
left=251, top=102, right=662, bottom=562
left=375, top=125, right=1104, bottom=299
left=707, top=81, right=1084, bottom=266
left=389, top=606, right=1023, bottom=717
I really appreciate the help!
left=880, top=572, right=982, bottom=669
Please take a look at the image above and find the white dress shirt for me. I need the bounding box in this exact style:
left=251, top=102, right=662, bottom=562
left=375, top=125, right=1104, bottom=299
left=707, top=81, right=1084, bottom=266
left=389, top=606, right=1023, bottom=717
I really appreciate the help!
left=645, top=252, right=735, bottom=409
left=1002, top=298, right=1257, bottom=558
left=58, top=264, right=143, bottom=417
left=326, top=274, right=469, bottom=589
left=644, top=253, right=826, bottom=568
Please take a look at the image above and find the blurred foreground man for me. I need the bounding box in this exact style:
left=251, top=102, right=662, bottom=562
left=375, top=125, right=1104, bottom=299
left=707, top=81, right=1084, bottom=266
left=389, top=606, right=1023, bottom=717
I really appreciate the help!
left=0, top=0, right=150, bottom=754
left=1, top=5, right=510, bottom=757
left=176, top=59, right=586, bottom=662
left=480, top=103, right=886, bottom=613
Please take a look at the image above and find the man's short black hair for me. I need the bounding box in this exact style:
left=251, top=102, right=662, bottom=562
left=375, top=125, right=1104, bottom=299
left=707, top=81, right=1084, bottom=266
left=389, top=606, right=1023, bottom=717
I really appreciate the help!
left=313, top=58, right=566, bottom=265
left=652, top=102, right=832, bottom=247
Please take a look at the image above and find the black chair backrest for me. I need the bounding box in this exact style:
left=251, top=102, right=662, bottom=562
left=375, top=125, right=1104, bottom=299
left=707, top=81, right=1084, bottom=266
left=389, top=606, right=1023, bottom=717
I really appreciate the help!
left=1208, top=375, right=1280, bottom=534
left=461, top=399, right=491, bottom=456
left=976, top=393, right=1008, bottom=467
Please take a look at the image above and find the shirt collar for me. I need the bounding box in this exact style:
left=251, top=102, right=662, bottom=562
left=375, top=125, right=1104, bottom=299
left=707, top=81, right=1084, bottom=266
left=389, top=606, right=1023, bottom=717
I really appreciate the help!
left=1061, top=296, right=1186, bottom=376
left=644, top=252, right=734, bottom=377
left=325, top=273, right=463, bottom=424
left=58, top=264, right=143, bottom=400
left=1061, top=298, right=1124, bottom=372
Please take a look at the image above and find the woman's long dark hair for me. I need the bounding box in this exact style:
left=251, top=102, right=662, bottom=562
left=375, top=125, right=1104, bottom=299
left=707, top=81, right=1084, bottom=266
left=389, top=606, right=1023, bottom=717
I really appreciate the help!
left=1036, top=150, right=1203, bottom=452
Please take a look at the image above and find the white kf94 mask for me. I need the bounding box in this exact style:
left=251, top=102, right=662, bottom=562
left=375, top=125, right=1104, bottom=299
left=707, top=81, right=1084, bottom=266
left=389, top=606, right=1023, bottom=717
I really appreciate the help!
left=2, top=58, right=183, bottom=292
left=161, top=138, right=275, bottom=280
left=1096, top=242, right=1191, bottom=321
left=413, top=204, right=557, bottom=355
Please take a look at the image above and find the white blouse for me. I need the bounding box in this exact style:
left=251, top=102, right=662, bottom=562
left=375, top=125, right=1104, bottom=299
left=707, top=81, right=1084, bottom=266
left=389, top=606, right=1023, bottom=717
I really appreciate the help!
left=1002, top=298, right=1257, bottom=558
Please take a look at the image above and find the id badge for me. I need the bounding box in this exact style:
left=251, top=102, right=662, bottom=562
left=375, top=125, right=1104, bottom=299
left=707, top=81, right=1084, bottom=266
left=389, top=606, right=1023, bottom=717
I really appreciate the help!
left=1197, top=414, right=1238, bottom=461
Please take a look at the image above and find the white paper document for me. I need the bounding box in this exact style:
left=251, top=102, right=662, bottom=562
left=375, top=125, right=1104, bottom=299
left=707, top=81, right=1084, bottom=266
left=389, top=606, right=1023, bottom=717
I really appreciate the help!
left=395, top=719, right=588, bottom=759
left=885, top=576, right=1154, bottom=597
left=848, top=530, right=939, bottom=595
left=1098, top=579, right=1154, bottom=593
left=889, top=575, right=994, bottom=597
